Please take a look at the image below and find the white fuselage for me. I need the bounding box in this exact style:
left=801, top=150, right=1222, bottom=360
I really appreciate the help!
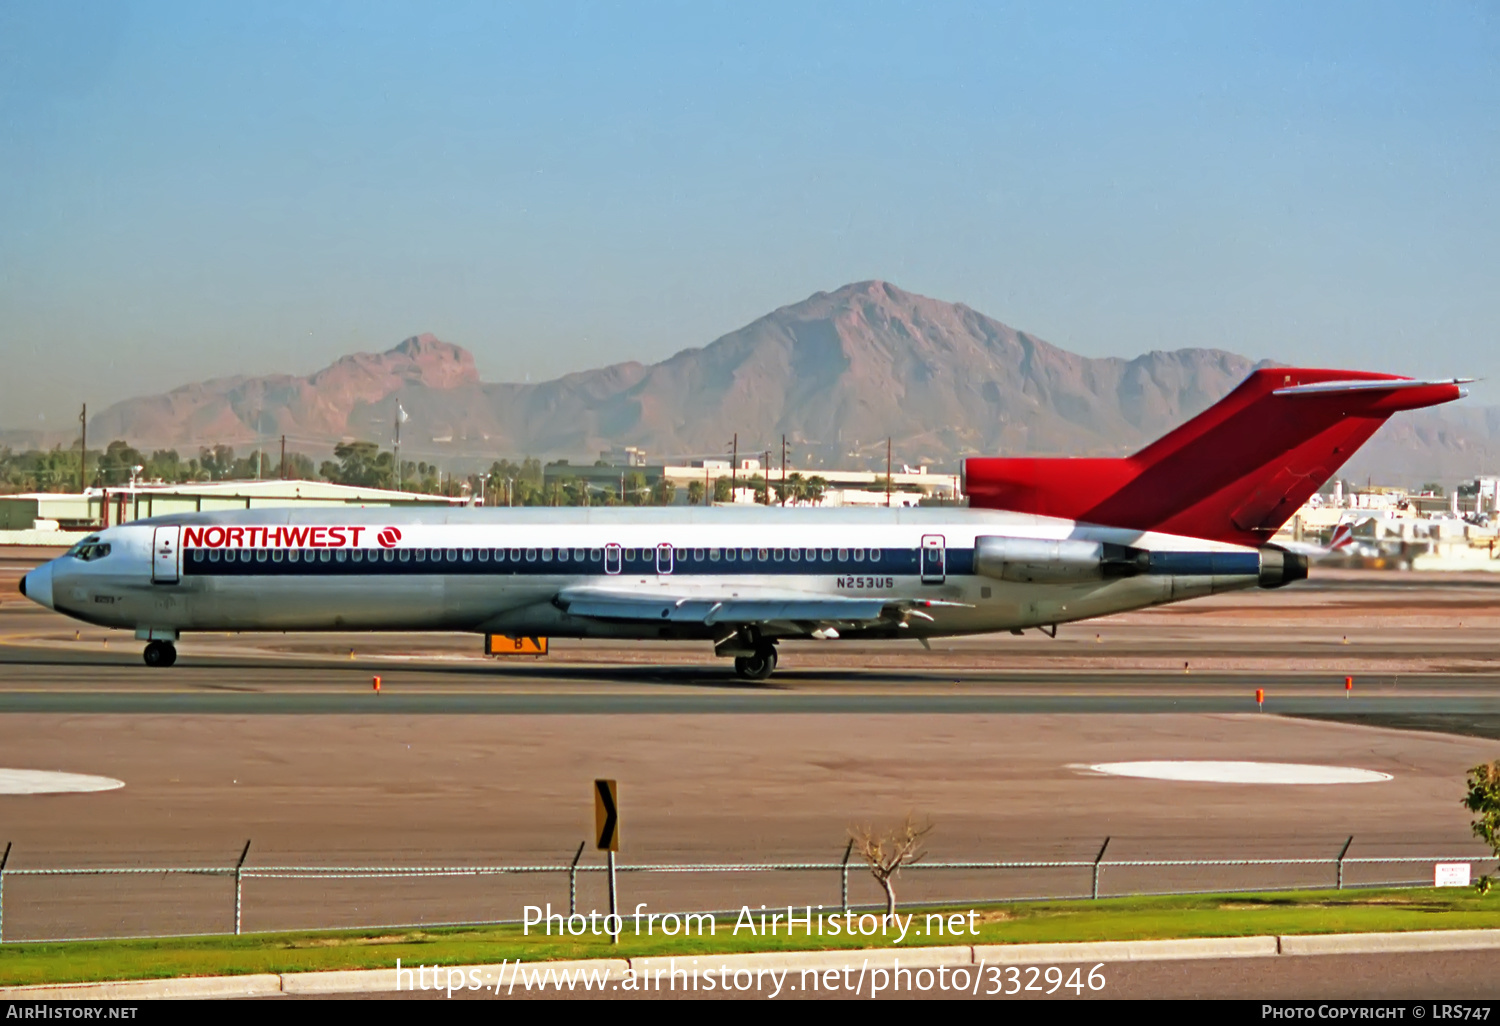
left=20, top=505, right=1272, bottom=643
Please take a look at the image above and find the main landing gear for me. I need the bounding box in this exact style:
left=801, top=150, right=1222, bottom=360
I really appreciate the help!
left=143, top=640, right=177, bottom=668
left=733, top=643, right=777, bottom=682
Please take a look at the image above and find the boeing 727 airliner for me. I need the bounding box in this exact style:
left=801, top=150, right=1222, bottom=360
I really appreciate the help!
left=18, top=368, right=1467, bottom=679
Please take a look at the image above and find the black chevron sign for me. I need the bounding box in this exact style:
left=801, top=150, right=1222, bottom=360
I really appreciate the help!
left=594, top=779, right=619, bottom=852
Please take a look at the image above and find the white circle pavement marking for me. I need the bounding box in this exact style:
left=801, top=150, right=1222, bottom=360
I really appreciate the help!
left=1085, top=760, right=1393, bottom=785
left=0, top=769, right=126, bottom=795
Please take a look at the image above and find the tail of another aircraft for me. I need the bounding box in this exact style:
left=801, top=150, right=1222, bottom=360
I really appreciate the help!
left=964, top=368, right=1467, bottom=546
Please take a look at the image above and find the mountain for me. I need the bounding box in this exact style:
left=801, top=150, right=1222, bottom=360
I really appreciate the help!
left=20, top=281, right=1500, bottom=480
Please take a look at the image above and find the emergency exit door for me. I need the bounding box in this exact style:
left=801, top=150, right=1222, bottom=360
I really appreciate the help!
left=152, top=526, right=181, bottom=584
left=920, top=534, right=946, bottom=584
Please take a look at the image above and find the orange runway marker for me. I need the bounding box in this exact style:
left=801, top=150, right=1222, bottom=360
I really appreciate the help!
left=372, top=675, right=381, bottom=693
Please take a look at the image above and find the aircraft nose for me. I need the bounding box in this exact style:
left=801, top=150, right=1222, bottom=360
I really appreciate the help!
left=20, top=562, right=53, bottom=610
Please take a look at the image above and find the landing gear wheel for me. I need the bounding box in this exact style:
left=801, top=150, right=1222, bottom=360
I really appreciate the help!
left=142, top=640, right=177, bottom=668
left=734, top=645, right=777, bottom=681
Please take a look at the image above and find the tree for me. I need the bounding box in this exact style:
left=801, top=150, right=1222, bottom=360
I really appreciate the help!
left=320, top=441, right=394, bottom=488
left=198, top=445, right=237, bottom=481
left=1464, top=759, right=1500, bottom=894
left=96, top=440, right=145, bottom=485
left=687, top=480, right=704, bottom=505
left=623, top=471, right=648, bottom=506
left=805, top=475, right=829, bottom=506
left=850, top=814, right=933, bottom=917
left=712, top=476, right=733, bottom=504
left=650, top=477, right=677, bottom=506
left=279, top=451, right=316, bottom=481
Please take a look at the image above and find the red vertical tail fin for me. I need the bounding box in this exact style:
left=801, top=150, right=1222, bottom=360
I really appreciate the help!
left=964, top=368, right=1466, bottom=546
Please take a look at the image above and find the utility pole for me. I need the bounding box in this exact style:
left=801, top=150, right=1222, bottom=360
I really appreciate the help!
left=280, top=436, right=287, bottom=480
left=393, top=403, right=407, bottom=492
left=731, top=433, right=738, bottom=502
left=79, top=403, right=87, bottom=493
left=781, top=434, right=787, bottom=506
left=886, top=437, right=892, bottom=508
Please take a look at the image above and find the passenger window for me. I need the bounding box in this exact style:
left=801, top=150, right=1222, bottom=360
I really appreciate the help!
left=319, top=550, right=332, bottom=562
left=509, top=548, right=521, bottom=561
left=724, top=549, right=735, bottom=562
left=838, top=549, right=848, bottom=561
left=709, top=548, right=721, bottom=561
left=574, top=548, right=586, bottom=561
left=821, top=549, right=832, bottom=561
left=446, top=548, right=458, bottom=561
left=757, top=548, right=768, bottom=560
left=742, top=548, right=753, bottom=561
left=462, top=549, right=473, bottom=561
left=853, top=548, right=864, bottom=561
left=350, top=549, right=362, bottom=562
left=693, top=548, right=704, bottom=561
left=773, top=548, right=784, bottom=561
left=383, top=550, right=395, bottom=562
left=209, top=549, right=220, bottom=562
left=789, top=548, right=800, bottom=562
left=526, top=548, right=537, bottom=561
left=272, top=549, right=284, bottom=563
left=807, top=548, right=818, bottom=561
left=478, top=549, right=489, bottom=562
left=675, top=548, right=686, bottom=560
left=590, top=548, right=602, bottom=561
left=256, top=549, right=268, bottom=562
left=624, top=549, right=636, bottom=561
left=415, top=549, right=427, bottom=562
left=870, top=548, right=881, bottom=561
left=336, top=549, right=347, bottom=562
left=399, top=549, right=411, bottom=562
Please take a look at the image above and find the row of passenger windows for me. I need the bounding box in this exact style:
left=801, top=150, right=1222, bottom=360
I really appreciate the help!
left=190, top=546, right=885, bottom=564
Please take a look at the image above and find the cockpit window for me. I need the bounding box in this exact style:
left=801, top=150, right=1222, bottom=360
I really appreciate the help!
left=67, top=537, right=112, bottom=561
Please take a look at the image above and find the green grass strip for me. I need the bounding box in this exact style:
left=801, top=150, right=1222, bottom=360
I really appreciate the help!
left=2, top=887, right=1498, bottom=987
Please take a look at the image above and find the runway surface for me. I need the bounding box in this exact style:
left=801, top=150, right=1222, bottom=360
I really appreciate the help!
left=0, top=561, right=1497, bottom=966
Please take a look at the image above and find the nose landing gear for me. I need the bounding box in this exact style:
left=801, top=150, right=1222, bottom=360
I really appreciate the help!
left=142, top=640, right=177, bottom=668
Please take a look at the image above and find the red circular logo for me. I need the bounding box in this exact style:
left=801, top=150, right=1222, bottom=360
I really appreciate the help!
left=377, top=527, right=402, bottom=548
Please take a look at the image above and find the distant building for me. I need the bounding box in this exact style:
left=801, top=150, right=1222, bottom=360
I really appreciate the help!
left=0, top=480, right=467, bottom=542
left=598, top=446, right=648, bottom=467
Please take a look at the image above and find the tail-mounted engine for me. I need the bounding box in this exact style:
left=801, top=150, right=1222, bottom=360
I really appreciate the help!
left=973, top=537, right=1147, bottom=584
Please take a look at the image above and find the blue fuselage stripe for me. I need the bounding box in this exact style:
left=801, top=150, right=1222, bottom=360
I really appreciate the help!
left=180, top=546, right=1254, bottom=578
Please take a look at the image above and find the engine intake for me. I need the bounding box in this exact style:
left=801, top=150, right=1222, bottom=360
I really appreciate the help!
left=974, top=536, right=1147, bottom=584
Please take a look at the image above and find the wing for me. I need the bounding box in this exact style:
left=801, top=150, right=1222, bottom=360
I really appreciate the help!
left=555, top=584, right=960, bottom=633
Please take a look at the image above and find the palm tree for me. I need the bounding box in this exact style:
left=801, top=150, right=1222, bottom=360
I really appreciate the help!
left=783, top=472, right=807, bottom=505
left=805, top=475, right=829, bottom=506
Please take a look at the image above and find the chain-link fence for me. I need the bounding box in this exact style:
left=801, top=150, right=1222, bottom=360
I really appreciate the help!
left=0, top=838, right=1493, bottom=943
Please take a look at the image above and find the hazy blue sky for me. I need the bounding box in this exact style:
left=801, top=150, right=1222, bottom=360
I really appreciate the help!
left=2, top=0, right=1497, bottom=429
